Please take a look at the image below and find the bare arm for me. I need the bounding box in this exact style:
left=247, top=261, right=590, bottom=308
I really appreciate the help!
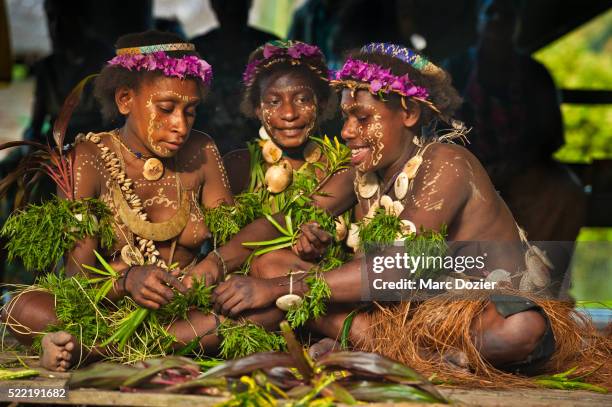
left=63, top=141, right=102, bottom=278
left=200, top=136, right=234, bottom=208
left=185, top=165, right=357, bottom=286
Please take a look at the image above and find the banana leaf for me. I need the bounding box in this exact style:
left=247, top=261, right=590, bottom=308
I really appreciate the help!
left=263, top=366, right=302, bottom=390
left=123, top=357, right=200, bottom=388
left=67, top=357, right=198, bottom=390
left=52, top=74, right=98, bottom=148
left=67, top=363, right=139, bottom=389
left=202, top=352, right=294, bottom=378
left=343, top=380, right=446, bottom=404
left=161, top=377, right=227, bottom=394
left=317, top=351, right=446, bottom=402
left=280, top=321, right=313, bottom=382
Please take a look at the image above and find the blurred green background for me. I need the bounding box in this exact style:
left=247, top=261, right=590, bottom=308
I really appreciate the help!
left=534, top=9, right=612, bottom=164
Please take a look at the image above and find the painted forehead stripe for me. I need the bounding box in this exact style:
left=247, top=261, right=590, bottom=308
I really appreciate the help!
left=264, top=85, right=315, bottom=94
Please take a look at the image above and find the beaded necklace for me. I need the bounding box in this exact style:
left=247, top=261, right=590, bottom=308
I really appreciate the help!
left=113, top=129, right=165, bottom=181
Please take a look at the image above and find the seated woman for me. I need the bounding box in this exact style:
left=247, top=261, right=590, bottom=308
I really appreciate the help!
left=186, top=41, right=355, bottom=287
left=208, top=44, right=604, bottom=383
left=1, top=31, right=280, bottom=371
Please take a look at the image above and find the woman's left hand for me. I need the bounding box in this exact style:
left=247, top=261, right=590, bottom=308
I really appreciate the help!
left=212, top=275, right=278, bottom=317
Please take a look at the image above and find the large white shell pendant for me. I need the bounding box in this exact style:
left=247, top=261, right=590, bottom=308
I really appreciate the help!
left=303, top=141, right=322, bottom=163
left=265, top=159, right=293, bottom=193
left=121, top=244, right=145, bottom=266
left=357, top=172, right=379, bottom=199
left=276, top=294, right=303, bottom=311
left=394, top=172, right=409, bottom=200
left=262, top=140, right=282, bottom=164
left=143, top=158, right=164, bottom=181
left=404, top=155, right=423, bottom=180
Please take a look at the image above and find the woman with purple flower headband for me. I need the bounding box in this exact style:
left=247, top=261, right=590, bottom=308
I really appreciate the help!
left=179, top=40, right=360, bottom=337
left=4, top=31, right=242, bottom=371
left=208, top=44, right=602, bottom=386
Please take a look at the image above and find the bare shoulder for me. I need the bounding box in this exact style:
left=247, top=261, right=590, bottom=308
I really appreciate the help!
left=186, top=129, right=216, bottom=151
left=420, top=142, right=485, bottom=179
left=409, top=142, right=482, bottom=205
left=178, top=130, right=223, bottom=169
left=73, top=134, right=103, bottom=157
left=423, top=142, right=478, bottom=166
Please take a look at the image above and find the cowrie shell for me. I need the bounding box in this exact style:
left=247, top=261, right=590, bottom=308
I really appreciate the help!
left=346, top=223, right=361, bottom=252
left=394, top=172, right=409, bottom=200
left=276, top=294, right=303, bottom=311
left=357, top=172, right=379, bottom=199
left=335, top=216, right=347, bottom=241
left=404, top=155, right=423, bottom=179
left=392, top=201, right=405, bottom=217
left=380, top=195, right=393, bottom=211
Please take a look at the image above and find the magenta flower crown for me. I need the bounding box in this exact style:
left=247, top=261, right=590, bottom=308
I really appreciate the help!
left=333, top=58, right=429, bottom=100
left=108, top=50, right=212, bottom=85
left=242, top=40, right=325, bottom=85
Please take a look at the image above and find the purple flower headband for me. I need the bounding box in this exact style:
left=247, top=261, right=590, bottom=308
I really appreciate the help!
left=242, top=40, right=325, bottom=85
left=333, top=58, right=429, bottom=100
left=108, top=49, right=212, bottom=85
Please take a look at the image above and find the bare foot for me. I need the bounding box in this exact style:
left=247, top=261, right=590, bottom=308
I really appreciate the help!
left=40, top=332, right=80, bottom=372
left=308, top=337, right=339, bottom=360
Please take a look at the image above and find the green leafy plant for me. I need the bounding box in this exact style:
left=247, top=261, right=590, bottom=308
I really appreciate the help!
left=358, top=209, right=403, bottom=251
left=217, top=320, right=286, bottom=359
left=203, top=192, right=263, bottom=246
left=67, top=322, right=448, bottom=404
left=286, top=275, right=332, bottom=328
left=534, top=366, right=608, bottom=393
left=1, top=197, right=114, bottom=271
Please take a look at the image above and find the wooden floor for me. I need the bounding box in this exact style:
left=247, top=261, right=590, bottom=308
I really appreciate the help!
left=0, top=354, right=610, bottom=407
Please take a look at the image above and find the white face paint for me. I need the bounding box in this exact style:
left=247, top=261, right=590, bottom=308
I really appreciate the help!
left=258, top=75, right=319, bottom=150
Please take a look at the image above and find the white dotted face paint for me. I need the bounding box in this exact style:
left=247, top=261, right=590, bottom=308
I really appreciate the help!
left=259, top=79, right=319, bottom=149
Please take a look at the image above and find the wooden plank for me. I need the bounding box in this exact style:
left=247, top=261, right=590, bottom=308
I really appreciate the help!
left=2, top=378, right=611, bottom=407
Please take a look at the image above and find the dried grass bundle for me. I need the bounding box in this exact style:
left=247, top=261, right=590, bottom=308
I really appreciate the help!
left=355, top=290, right=611, bottom=389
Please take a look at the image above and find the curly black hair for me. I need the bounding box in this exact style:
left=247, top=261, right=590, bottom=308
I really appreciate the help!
left=344, top=49, right=463, bottom=126
left=93, top=30, right=208, bottom=124
left=240, top=44, right=336, bottom=122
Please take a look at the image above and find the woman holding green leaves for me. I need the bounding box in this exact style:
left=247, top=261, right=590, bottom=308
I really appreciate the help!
left=207, top=44, right=607, bottom=386
left=1, top=31, right=254, bottom=371
left=185, top=40, right=356, bottom=290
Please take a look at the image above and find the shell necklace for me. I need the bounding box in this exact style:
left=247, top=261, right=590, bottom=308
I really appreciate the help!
left=258, top=126, right=321, bottom=193
left=356, top=136, right=424, bottom=202
left=114, top=129, right=164, bottom=181
left=82, top=132, right=190, bottom=270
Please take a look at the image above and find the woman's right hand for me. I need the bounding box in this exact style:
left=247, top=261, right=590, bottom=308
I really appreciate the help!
left=124, top=265, right=187, bottom=309
left=293, top=221, right=333, bottom=261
